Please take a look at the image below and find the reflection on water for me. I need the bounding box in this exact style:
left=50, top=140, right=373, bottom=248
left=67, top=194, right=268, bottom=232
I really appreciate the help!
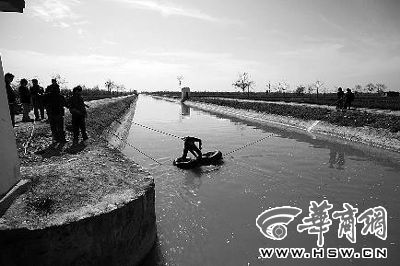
left=124, top=96, right=400, bottom=266
left=328, top=147, right=345, bottom=170
left=181, top=103, right=191, bottom=117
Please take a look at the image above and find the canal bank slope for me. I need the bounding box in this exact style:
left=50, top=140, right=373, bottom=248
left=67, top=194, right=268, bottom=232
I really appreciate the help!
left=0, top=96, right=156, bottom=266
left=155, top=96, right=400, bottom=153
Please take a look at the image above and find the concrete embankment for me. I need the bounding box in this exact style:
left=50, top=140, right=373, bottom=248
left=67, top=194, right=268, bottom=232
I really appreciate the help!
left=154, top=96, right=400, bottom=153
left=0, top=96, right=156, bottom=266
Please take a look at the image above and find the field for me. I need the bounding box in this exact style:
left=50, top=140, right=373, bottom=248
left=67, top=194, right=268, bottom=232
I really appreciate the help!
left=61, top=88, right=134, bottom=101
left=146, top=91, right=400, bottom=134
left=12, top=88, right=135, bottom=114
left=148, top=91, right=400, bottom=111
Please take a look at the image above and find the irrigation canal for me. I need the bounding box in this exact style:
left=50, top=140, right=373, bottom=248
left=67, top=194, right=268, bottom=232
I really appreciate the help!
left=122, top=95, right=400, bottom=266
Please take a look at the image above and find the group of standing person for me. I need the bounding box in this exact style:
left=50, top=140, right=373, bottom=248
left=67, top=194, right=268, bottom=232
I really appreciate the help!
left=5, top=73, right=88, bottom=145
left=336, top=87, right=355, bottom=110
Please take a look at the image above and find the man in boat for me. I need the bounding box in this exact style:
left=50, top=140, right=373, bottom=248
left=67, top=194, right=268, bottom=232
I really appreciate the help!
left=181, top=136, right=202, bottom=159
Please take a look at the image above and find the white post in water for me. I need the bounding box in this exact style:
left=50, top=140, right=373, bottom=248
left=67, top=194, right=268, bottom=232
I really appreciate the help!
left=181, top=87, right=190, bottom=102
left=0, top=54, right=21, bottom=197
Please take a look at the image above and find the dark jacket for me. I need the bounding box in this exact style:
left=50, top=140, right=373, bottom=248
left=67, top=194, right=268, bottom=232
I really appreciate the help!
left=18, top=85, right=31, bottom=104
left=345, top=91, right=354, bottom=103
left=183, top=136, right=202, bottom=148
left=6, top=83, right=16, bottom=104
left=44, top=91, right=66, bottom=116
left=45, top=83, right=60, bottom=94
left=67, top=94, right=87, bottom=116
left=30, top=85, right=44, bottom=98
left=337, top=90, right=344, bottom=100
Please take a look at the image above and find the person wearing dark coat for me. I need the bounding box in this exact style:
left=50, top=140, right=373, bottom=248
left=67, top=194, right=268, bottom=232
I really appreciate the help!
left=344, top=88, right=355, bottom=110
left=30, top=79, right=45, bottom=120
left=336, top=87, right=344, bottom=110
left=5, top=73, right=16, bottom=127
left=45, top=78, right=59, bottom=94
left=67, top=86, right=89, bottom=144
left=180, top=136, right=202, bottom=159
left=44, top=80, right=67, bottom=143
left=18, top=78, right=33, bottom=122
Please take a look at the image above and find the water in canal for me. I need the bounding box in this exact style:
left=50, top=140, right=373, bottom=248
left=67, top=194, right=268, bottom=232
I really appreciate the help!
left=123, top=95, right=400, bottom=266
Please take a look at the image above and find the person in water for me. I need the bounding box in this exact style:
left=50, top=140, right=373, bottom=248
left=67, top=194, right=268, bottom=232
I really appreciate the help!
left=181, top=136, right=202, bottom=159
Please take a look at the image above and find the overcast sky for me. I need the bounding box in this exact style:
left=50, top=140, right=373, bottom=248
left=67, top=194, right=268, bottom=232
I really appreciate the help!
left=1, top=0, right=399, bottom=92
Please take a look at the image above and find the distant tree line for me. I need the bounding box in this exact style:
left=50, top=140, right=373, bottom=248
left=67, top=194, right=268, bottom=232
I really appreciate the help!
left=231, top=72, right=392, bottom=96
left=9, top=74, right=136, bottom=102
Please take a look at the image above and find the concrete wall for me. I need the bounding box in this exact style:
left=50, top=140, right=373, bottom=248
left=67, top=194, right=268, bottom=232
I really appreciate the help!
left=0, top=55, right=21, bottom=197
left=0, top=186, right=156, bottom=266
left=181, top=87, right=190, bottom=101
left=107, top=98, right=137, bottom=151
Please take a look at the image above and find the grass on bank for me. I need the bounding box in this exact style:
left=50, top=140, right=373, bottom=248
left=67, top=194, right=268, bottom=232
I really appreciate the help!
left=147, top=91, right=400, bottom=111
left=194, top=98, right=400, bottom=134
left=3, top=96, right=151, bottom=228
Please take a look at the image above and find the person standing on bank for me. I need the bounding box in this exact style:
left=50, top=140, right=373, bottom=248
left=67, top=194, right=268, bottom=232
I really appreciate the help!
left=336, top=87, right=344, bottom=110
left=67, top=86, right=89, bottom=144
left=30, top=79, right=45, bottom=121
left=44, top=79, right=67, bottom=143
left=344, top=88, right=355, bottom=110
left=18, top=78, right=33, bottom=122
left=5, top=73, right=16, bottom=127
left=45, top=78, right=59, bottom=94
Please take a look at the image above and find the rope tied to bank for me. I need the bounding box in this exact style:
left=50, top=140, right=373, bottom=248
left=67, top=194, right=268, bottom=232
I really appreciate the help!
left=223, top=133, right=276, bottom=156
left=78, top=118, right=164, bottom=165
left=105, top=129, right=164, bottom=165
left=112, top=118, right=183, bottom=140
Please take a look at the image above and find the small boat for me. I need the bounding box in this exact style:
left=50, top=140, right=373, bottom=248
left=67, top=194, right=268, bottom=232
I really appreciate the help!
left=173, top=157, right=199, bottom=169
left=200, top=150, right=223, bottom=164
left=173, top=150, right=223, bottom=169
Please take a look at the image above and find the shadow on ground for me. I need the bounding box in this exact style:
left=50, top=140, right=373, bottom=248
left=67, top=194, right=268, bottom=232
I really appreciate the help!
left=35, top=143, right=66, bottom=158
left=35, top=142, right=87, bottom=158
left=65, top=142, right=87, bottom=155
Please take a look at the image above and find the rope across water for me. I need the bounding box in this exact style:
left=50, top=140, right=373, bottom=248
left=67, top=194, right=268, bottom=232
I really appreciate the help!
left=120, top=119, right=277, bottom=157
left=83, top=120, right=164, bottom=165
left=223, top=133, right=276, bottom=156
left=131, top=121, right=182, bottom=140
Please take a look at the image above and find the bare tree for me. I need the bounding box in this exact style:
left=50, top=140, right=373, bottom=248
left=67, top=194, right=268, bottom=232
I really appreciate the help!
left=105, top=79, right=115, bottom=93
left=354, top=84, right=362, bottom=92
left=265, top=81, right=271, bottom=93
left=314, top=80, right=324, bottom=98
left=296, top=85, right=306, bottom=95
left=233, top=72, right=254, bottom=98
left=365, top=83, right=376, bottom=93
left=307, top=84, right=314, bottom=94
left=376, top=83, right=387, bottom=95
left=277, top=81, right=289, bottom=94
